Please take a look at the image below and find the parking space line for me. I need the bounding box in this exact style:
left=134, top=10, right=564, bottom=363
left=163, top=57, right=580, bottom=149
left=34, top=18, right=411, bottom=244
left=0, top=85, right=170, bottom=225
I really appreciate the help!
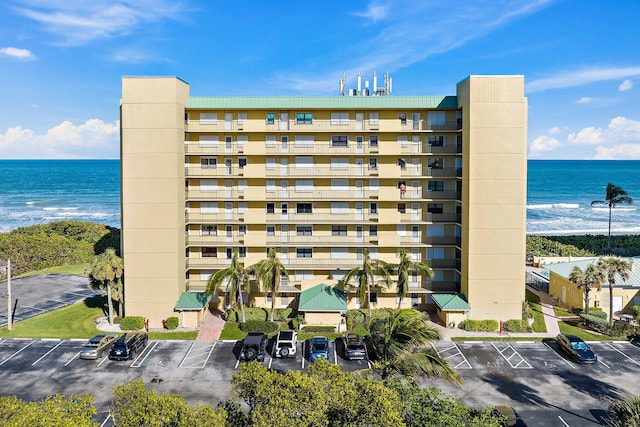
left=333, top=342, right=338, bottom=365
left=605, top=343, right=640, bottom=366
left=97, top=355, right=110, bottom=367
left=430, top=342, right=472, bottom=369
left=32, top=340, right=65, bottom=366
left=130, top=342, right=155, bottom=368
left=491, top=343, right=533, bottom=369
left=558, top=415, right=570, bottom=426
left=598, top=358, right=610, bottom=369
left=99, top=413, right=112, bottom=427
left=542, top=341, right=575, bottom=369
left=20, top=305, right=46, bottom=312
left=179, top=341, right=216, bottom=369
left=0, top=340, right=35, bottom=366
left=301, top=341, right=306, bottom=370
left=177, top=341, right=196, bottom=368
left=64, top=352, right=80, bottom=367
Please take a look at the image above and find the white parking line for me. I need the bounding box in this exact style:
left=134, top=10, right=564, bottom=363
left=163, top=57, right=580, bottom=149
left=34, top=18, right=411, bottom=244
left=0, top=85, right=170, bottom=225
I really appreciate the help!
left=333, top=342, right=338, bottom=365
left=606, top=343, right=640, bottom=366
left=97, top=355, right=110, bottom=367
left=32, top=341, right=65, bottom=366
left=491, top=343, right=533, bottom=369
left=65, top=352, right=80, bottom=367
left=0, top=340, right=35, bottom=366
left=130, top=342, right=155, bottom=368
left=542, top=341, right=575, bottom=369
left=301, top=341, right=306, bottom=370
left=598, top=358, right=610, bottom=369
left=99, top=413, right=112, bottom=427
left=558, top=415, right=570, bottom=426
left=177, top=341, right=196, bottom=368
left=20, top=305, right=46, bottom=312
left=179, top=341, right=216, bottom=368
left=431, top=342, right=473, bottom=369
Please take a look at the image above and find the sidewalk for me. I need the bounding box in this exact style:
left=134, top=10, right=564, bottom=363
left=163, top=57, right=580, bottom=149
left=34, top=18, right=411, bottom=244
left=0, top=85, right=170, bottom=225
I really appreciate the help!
left=431, top=285, right=561, bottom=341
left=196, top=308, right=225, bottom=341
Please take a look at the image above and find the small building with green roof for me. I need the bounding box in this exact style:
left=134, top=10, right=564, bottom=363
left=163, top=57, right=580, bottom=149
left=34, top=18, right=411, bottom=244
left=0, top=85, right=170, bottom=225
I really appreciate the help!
left=174, top=291, right=211, bottom=327
left=298, top=283, right=347, bottom=330
left=432, top=293, right=471, bottom=328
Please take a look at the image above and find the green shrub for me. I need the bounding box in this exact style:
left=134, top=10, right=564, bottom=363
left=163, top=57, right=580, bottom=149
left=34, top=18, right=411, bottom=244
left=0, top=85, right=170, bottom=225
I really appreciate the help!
left=502, top=319, right=531, bottom=333
left=272, top=308, right=294, bottom=322
left=290, top=314, right=305, bottom=330
left=522, top=301, right=534, bottom=320
left=345, top=310, right=368, bottom=331
left=224, top=307, right=270, bottom=322
left=458, top=319, right=499, bottom=332
left=632, top=305, right=640, bottom=321
left=164, top=316, right=179, bottom=330
left=238, top=320, right=278, bottom=334
left=120, top=316, right=145, bottom=331
left=301, top=325, right=336, bottom=333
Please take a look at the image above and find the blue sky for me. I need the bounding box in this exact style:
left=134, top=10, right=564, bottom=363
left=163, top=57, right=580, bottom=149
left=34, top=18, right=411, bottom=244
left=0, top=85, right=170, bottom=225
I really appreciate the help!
left=1, top=0, right=639, bottom=160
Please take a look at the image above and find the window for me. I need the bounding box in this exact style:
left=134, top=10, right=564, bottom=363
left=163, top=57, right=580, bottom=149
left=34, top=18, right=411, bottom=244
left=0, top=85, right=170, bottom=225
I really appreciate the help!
left=427, top=111, right=446, bottom=128
left=199, top=135, right=218, bottom=147
left=331, top=158, right=348, bottom=170
left=200, top=202, right=218, bottom=214
left=369, top=292, right=378, bottom=304
left=330, top=112, right=349, bottom=125
left=428, top=158, right=443, bottom=169
left=297, top=203, right=312, bottom=214
left=332, top=225, right=347, bottom=236
left=428, top=181, right=445, bottom=191
left=331, top=179, right=348, bottom=191
left=239, top=247, right=247, bottom=258
left=226, top=248, right=233, bottom=259
left=297, top=225, right=313, bottom=236
left=369, top=179, right=379, bottom=192
left=428, top=203, right=443, bottom=214
left=369, top=225, right=377, bottom=236
left=294, top=135, right=314, bottom=146
left=296, top=156, right=314, bottom=169
left=369, top=203, right=378, bottom=215
left=201, top=157, right=217, bottom=168
left=266, top=113, right=275, bottom=124
left=238, top=181, right=248, bottom=193
left=266, top=135, right=276, bottom=147
left=200, top=112, right=217, bottom=125
left=428, top=135, right=445, bottom=146
left=202, top=225, right=217, bottom=236
left=225, top=135, right=232, bottom=144
left=237, top=112, right=247, bottom=126
left=238, top=225, right=247, bottom=236
left=331, top=247, right=348, bottom=259
left=398, top=113, right=407, bottom=125
left=281, top=203, right=288, bottom=214
left=369, top=135, right=379, bottom=147
left=297, top=248, right=313, bottom=258
left=267, top=226, right=275, bottom=236
left=266, top=180, right=276, bottom=192
left=398, top=203, right=406, bottom=213
left=266, top=157, right=276, bottom=170
left=200, top=179, right=218, bottom=192
left=397, top=136, right=408, bottom=147
left=369, top=112, right=379, bottom=126
left=202, top=247, right=217, bottom=258
left=331, top=202, right=348, bottom=214
left=368, top=158, right=378, bottom=170
left=267, top=203, right=275, bottom=214
left=295, top=180, right=313, bottom=192
left=296, top=113, right=313, bottom=124
left=331, top=135, right=348, bottom=147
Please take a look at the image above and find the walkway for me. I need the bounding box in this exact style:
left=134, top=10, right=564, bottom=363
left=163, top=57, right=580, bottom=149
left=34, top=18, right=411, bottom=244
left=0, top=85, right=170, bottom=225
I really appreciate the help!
left=196, top=308, right=225, bottom=341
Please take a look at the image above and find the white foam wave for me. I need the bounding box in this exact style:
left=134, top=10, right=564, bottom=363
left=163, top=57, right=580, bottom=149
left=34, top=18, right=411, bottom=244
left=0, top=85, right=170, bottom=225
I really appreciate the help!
left=26, top=201, right=36, bottom=205
left=555, top=203, right=579, bottom=209
left=527, top=204, right=553, bottom=210
left=591, top=206, right=636, bottom=212
left=527, top=203, right=580, bottom=210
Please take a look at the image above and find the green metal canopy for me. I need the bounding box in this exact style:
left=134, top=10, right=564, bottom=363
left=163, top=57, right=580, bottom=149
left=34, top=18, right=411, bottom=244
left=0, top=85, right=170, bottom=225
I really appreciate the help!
left=174, top=292, right=211, bottom=311
left=432, top=293, right=471, bottom=312
left=298, top=283, right=347, bottom=312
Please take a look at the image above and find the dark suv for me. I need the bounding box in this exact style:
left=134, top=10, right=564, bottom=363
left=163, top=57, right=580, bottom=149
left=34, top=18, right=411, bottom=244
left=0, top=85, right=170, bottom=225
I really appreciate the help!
left=344, top=334, right=366, bottom=360
left=109, top=332, right=148, bottom=361
left=239, top=333, right=268, bottom=362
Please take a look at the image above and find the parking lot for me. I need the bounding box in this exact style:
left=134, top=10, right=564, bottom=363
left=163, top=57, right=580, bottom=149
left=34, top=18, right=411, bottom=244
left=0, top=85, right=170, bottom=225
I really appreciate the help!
left=1, top=337, right=640, bottom=426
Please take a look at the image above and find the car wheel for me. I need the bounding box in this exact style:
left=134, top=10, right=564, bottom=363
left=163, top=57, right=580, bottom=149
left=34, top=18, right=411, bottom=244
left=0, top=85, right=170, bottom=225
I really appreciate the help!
left=280, top=347, right=290, bottom=357
left=245, top=348, right=257, bottom=361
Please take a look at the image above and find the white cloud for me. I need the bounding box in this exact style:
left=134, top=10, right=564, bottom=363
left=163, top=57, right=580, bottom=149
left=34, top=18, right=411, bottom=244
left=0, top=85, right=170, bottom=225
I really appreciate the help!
left=619, top=79, right=634, bottom=91
left=526, top=66, right=640, bottom=93
left=0, top=47, right=35, bottom=59
left=547, top=126, right=562, bottom=134
left=594, top=144, right=640, bottom=160
left=576, top=97, right=593, bottom=104
left=353, top=3, right=390, bottom=23
left=529, top=135, right=562, bottom=156
left=0, top=119, right=119, bottom=159
left=11, top=1, right=187, bottom=46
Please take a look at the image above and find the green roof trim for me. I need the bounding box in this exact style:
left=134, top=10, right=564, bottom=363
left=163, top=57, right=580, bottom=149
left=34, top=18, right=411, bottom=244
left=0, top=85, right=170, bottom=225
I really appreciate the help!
left=298, top=283, right=347, bottom=312
left=188, top=96, right=458, bottom=110
left=174, top=292, right=211, bottom=311
left=432, top=293, right=471, bottom=312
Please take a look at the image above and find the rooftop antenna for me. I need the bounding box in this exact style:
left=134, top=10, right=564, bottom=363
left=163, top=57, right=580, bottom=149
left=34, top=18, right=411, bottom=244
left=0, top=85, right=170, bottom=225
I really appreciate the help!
left=339, top=72, right=346, bottom=96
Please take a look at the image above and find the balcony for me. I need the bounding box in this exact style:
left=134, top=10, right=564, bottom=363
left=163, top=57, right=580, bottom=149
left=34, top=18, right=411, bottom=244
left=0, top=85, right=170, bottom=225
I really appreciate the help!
left=266, top=212, right=377, bottom=223
left=266, top=235, right=376, bottom=245
left=281, top=258, right=377, bottom=268
left=400, top=144, right=460, bottom=155
left=186, top=258, right=232, bottom=269
left=185, top=142, right=245, bottom=154
left=186, top=166, right=242, bottom=177
left=424, top=236, right=461, bottom=246
left=399, top=167, right=458, bottom=178
left=186, top=213, right=247, bottom=224
left=399, top=213, right=460, bottom=223
left=186, top=235, right=246, bottom=246
left=266, top=166, right=378, bottom=177
left=427, top=259, right=460, bottom=269
left=266, top=189, right=378, bottom=200
left=186, top=190, right=245, bottom=200
left=424, top=190, right=459, bottom=200
left=265, top=143, right=378, bottom=155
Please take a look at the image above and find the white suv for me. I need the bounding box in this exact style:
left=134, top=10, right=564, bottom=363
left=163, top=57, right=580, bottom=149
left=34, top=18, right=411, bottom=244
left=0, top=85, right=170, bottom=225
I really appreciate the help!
left=273, top=330, right=298, bottom=358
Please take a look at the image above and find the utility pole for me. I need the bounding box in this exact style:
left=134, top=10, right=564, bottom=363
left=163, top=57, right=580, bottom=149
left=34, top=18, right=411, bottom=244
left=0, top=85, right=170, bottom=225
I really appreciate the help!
left=1, top=259, right=10, bottom=331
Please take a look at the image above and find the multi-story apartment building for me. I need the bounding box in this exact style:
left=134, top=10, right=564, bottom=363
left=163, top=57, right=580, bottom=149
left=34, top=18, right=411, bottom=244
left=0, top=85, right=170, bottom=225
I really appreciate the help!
left=120, top=75, right=527, bottom=328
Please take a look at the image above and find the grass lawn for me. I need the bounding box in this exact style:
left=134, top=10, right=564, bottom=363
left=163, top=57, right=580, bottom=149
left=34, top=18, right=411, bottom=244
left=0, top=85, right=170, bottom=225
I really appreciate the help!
left=558, top=321, right=613, bottom=341
left=554, top=305, right=575, bottom=317
left=0, top=295, right=105, bottom=339
left=525, top=290, right=547, bottom=333
left=148, top=331, right=199, bottom=340
left=17, top=263, right=90, bottom=278
left=452, top=336, right=542, bottom=342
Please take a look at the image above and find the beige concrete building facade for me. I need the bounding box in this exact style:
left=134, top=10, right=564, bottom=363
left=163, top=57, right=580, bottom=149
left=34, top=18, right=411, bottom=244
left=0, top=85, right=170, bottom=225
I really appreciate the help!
left=120, top=75, right=527, bottom=328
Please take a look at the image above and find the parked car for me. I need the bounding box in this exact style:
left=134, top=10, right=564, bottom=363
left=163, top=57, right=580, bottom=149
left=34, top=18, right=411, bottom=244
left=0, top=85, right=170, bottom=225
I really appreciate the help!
left=109, top=332, right=148, bottom=361
left=555, top=333, right=597, bottom=363
left=239, top=332, right=269, bottom=362
left=309, top=336, right=329, bottom=361
left=343, top=334, right=366, bottom=360
left=79, top=334, right=116, bottom=360
left=273, top=330, right=297, bottom=358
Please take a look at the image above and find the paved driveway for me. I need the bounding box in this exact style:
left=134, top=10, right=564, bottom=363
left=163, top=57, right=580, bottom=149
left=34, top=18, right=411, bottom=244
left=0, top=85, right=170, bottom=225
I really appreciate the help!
left=0, top=274, right=97, bottom=327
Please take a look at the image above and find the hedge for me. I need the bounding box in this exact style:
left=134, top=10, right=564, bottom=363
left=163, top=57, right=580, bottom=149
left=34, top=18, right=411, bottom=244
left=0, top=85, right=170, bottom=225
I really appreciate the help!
left=502, top=319, right=531, bottom=333
left=579, top=313, right=640, bottom=337
left=581, top=309, right=607, bottom=320
left=345, top=310, right=368, bottom=331
left=238, top=320, right=278, bottom=334
left=224, top=307, right=294, bottom=322
left=458, top=319, right=499, bottom=332
left=302, top=325, right=336, bottom=333
left=164, top=316, right=179, bottom=330
left=120, top=316, right=145, bottom=331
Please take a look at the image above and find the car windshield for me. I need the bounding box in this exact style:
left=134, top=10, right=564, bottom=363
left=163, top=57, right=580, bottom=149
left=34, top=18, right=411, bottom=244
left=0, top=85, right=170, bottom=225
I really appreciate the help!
left=312, top=342, right=327, bottom=351
left=571, top=342, right=588, bottom=351
left=348, top=344, right=365, bottom=350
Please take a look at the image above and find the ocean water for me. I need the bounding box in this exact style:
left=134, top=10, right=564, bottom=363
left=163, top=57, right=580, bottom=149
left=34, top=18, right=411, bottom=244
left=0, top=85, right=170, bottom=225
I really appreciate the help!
left=0, top=160, right=120, bottom=233
left=0, top=159, right=638, bottom=235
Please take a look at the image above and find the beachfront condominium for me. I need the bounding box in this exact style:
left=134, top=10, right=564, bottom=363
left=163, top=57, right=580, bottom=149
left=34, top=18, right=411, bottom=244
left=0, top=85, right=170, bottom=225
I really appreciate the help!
left=120, top=74, right=527, bottom=328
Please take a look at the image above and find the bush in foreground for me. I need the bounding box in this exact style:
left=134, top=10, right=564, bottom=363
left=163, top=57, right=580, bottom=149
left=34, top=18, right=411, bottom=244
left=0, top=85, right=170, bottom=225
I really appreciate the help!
left=459, top=319, right=499, bottom=332
left=120, top=316, right=145, bottom=331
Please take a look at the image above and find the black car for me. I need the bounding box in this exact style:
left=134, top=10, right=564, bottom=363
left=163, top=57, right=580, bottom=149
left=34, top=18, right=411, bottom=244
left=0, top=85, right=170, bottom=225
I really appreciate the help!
left=109, top=332, right=148, bottom=361
left=555, top=333, right=597, bottom=363
left=239, top=332, right=268, bottom=362
left=344, top=334, right=366, bottom=360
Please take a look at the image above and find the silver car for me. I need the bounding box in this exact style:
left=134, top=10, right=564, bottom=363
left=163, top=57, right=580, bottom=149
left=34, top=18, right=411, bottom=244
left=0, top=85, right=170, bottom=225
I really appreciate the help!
left=79, top=334, right=117, bottom=360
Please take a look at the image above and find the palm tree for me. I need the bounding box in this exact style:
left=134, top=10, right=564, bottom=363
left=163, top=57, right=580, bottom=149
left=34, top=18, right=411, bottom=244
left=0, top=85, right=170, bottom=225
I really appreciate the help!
left=387, top=249, right=434, bottom=310
left=607, top=395, right=640, bottom=427
left=591, top=183, right=633, bottom=251
left=248, top=248, right=289, bottom=322
left=337, top=248, right=391, bottom=317
left=206, top=250, right=249, bottom=323
left=568, top=263, right=604, bottom=316
left=367, top=308, right=462, bottom=385
left=597, top=256, right=632, bottom=325
left=89, top=247, right=123, bottom=325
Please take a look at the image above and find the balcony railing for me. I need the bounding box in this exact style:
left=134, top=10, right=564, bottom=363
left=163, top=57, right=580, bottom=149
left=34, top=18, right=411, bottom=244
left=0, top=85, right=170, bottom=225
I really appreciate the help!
left=186, top=166, right=243, bottom=177
left=185, top=142, right=245, bottom=154
left=427, top=259, right=459, bottom=269
left=186, top=235, right=247, bottom=245
left=265, top=190, right=378, bottom=200
left=265, top=143, right=378, bottom=154
left=399, top=167, right=459, bottom=178
left=186, top=258, right=232, bottom=269
left=186, top=213, right=247, bottom=223
left=424, top=190, right=459, bottom=200
left=265, top=212, right=377, bottom=223
left=400, top=144, right=461, bottom=155
left=186, top=190, right=245, bottom=200
left=266, top=166, right=378, bottom=177
left=266, top=235, right=375, bottom=245
left=399, top=212, right=461, bottom=223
